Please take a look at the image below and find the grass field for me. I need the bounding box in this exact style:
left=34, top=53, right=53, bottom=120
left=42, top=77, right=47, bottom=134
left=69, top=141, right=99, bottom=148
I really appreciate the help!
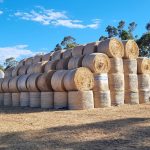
left=0, top=104, right=150, bottom=150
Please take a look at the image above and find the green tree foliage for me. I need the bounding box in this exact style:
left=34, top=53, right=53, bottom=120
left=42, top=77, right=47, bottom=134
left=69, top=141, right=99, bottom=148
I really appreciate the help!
left=4, top=57, right=18, bottom=69
left=61, top=36, right=77, bottom=49
left=136, top=21, right=150, bottom=57
left=100, top=20, right=137, bottom=41
left=54, top=43, right=62, bottom=51
left=105, top=25, right=118, bottom=38
left=54, top=36, right=78, bottom=51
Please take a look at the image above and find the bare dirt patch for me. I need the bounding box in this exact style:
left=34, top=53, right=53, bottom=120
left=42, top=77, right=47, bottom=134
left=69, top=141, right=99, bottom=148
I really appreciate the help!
left=0, top=104, right=150, bottom=150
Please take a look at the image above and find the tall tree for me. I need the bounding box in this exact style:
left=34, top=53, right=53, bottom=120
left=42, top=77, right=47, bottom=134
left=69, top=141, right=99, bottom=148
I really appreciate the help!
left=4, top=57, right=18, bottom=69
left=105, top=25, right=118, bottom=38
left=146, top=22, right=150, bottom=32
left=137, top=22, right=150, bottom=57
left=117, top=20, right=125, bottom=38
left=54, top=43, right=62, bottom=51
left=61, top=36, right=77, bottom=49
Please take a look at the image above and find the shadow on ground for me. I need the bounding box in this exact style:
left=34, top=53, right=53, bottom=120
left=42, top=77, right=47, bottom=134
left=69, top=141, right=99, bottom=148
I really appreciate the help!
left=0, top=106, right=67, bottom=114
left=0, top=118, right=150, bottom=150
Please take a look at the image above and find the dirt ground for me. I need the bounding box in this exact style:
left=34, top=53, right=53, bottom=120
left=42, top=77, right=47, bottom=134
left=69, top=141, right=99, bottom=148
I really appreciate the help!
left=0, top=104, right=150, bottom=150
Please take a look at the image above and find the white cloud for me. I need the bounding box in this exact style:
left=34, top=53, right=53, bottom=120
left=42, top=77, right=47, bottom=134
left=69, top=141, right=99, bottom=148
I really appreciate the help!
left=0, top=10, right=3, bottom=15
left=14, top=7, right=100, bottom=29
left=0, top=45, right=41, bottom=64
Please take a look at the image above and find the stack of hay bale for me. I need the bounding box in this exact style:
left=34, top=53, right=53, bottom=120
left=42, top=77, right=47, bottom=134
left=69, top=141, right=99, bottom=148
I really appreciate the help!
left=0, top=38, right=149, bottom=111
left=123, top=40, right=139, bottom=104
left=137, top=57, right=150, bottom=103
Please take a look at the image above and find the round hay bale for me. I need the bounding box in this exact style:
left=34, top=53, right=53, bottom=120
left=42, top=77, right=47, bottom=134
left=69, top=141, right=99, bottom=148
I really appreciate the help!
left=139, top=90, right=150, bottom=104
left=138, top=74, right=150, bottom=91
left=4, top=67, right=14, bottom=78
left=34, top=61, right=47, bottom=73
left=68, top=56, right=84, bottom=70
left=97, top=38, right=124, bottom=58
left=108, top=73, right=124, bottom=91
left=62, top=49, right=72, bottom=59
left=2, top=78, right=11, bottom=92
left=123, top=59, right=137, bottom=74
left=18, top=59, right=26, bottom=67
left=44, top=60, right=59, bottom=72
left=4, top=93, right=12, bottom=106
left=68, top=91, right=94, bottom=110
left=51, top=50, right=64, bottom=61
left=82, top=53, right=110, bottom=73
left=29, top=92, right=41, bottom=108
left=109, top=58, right=123, bottom=74
left=20, top=92, right=29, bottom=107
left=27, top=73, right=41, bottom=92
left=56, top=58, right=70, bottom=70
left=12, top=93, right=20, bottom=107
left=17, top=74, right=32, bottom=92
left=64, top=67, right=94, bottom=91
left=9, top=75, right=21, bottom=93
left=124, top=74, right=138, bottom=92
left=54, top=92, right=68, bottom=109
left=37, top=71, right=55, bottom=92
left=83, top=42, right=98, bottom=55
left=42, top=52, right=53, bottom=61
left=124, top=91, right=139, bottom=104
left=93, top=73, right=109, bottom=91
left=51, top=70, right=68, bottom=91
left=18, top=65, right=30, bottom=75
left=25, top=57, right=33, bottom=65
left=137, top=57, right=150, bottom=74
left=72, top=45, right=84, bottom=57
left=0, top=79, right=4, bottom=92
left=122, top=40, right=139, bottom=59
left=111, top=91, right=124, bottom=106
left=93, top=90, right=111, bottom=108
left=41, top=92, right=54, bottom=109
left=27, top=64, right=35, bottom=74
left=0, top=93, right=4, bottom=106
left=33, top=54, right=43, bottom=64
left=0, top=70, right=4, bottom=78
left=12, top=66, right=21, bottom=77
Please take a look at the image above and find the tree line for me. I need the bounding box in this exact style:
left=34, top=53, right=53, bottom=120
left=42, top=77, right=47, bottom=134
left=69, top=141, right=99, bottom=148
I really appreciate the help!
left=1, top=20, right=150, bottom=71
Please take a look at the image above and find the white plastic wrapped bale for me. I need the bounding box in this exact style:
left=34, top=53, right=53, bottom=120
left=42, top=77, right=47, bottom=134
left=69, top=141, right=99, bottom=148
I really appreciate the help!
left=93, top=91, right=111, bottom=108
left=124, top=91, right=139, bottom=104
left=108, top=73, right=124, bottom=91
left=4, top=93, right=12, bottom=106
left=68, top=91, right=94, bottom=110
left=0, top=93, right=4, bottom=106
left=109, top=58, right=123, bottom=74
left=41, top=92, right=54, bottom=109
left=30, top=92, right=41, bottom=108
left=93, top=73, right=109, bottom=91
left=139, top=90, right=150, bottom=104
left=124, top=74, right=138, bottom=92
left=111, top=91, right=124, bottom=106
left=12, top=93, right=20, bottom=107
left=20, top=92, right=30, bottom=107
left=123, top=59, right=137, bottom=74
left=54, top=92, right=68, bottom=109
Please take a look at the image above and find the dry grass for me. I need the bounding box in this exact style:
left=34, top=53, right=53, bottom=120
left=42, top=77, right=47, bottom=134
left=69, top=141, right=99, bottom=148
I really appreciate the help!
left=0, top=104, right=150, bottom=150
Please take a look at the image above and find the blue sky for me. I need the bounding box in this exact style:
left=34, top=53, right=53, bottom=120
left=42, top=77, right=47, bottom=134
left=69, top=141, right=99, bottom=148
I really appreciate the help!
left=0, top=0, right=149, bottom=64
